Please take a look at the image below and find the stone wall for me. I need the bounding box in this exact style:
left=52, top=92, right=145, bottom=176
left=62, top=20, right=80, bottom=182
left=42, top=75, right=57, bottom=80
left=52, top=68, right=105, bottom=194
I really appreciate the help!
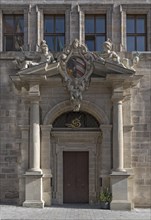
left=0, top=0, right=151, bottom=207
left=0, top=58, right=19, bottom=204
left=131, top=56, right=151, bottom=207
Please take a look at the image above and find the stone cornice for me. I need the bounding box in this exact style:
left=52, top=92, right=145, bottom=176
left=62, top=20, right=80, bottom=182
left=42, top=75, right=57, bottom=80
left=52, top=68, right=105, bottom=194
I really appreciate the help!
left=36, top=3, right=71, bottom=11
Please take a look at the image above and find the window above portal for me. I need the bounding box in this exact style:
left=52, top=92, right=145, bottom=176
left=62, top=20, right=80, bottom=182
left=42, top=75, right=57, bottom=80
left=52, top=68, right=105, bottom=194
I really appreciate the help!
left=78, top=4, right=113, bottom=52
left=85, top=15, right=106, bottom=51
left=44, top=15, right=65, bottom=52
left=53, top=111, right=99, bottom=128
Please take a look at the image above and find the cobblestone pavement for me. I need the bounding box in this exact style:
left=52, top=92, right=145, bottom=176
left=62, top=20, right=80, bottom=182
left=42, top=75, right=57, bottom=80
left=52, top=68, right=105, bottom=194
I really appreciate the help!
left=0, top=204, right=151, bottom=220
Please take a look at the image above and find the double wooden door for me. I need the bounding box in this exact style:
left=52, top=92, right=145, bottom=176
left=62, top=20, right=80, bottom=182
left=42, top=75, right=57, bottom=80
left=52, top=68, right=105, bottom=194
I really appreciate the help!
left=63, top=151, right=89, bottom=203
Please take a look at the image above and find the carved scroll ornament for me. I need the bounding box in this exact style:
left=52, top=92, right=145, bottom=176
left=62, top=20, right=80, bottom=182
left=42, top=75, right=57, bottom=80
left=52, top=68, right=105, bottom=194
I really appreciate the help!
left=58, top=39, right=94, bottom=111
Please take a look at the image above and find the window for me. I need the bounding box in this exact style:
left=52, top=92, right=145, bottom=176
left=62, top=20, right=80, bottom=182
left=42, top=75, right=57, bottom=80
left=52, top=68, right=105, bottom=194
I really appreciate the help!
left=53, top=111, right=99, bottom=128
left=44, top=15, right=65, bottom=52
left=85, top=15, right=106, bottom=51
left=126, top=15, right=147, bottom=51
left=3, top=15, right=24, bottom=51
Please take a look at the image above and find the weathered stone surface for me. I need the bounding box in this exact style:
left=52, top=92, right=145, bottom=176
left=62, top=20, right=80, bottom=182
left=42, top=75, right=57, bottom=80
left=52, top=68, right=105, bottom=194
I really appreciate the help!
left=0, top=0, right=151, bottom=209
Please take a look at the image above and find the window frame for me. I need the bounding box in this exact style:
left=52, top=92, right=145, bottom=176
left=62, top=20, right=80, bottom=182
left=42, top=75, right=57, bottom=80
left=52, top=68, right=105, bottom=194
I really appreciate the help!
left=78, top=4, right=113, bottom=50
left=121, top=4, right=151, bottom=51
left=85, top=14, right=106, bottom=51
left=36, top=4, right=71, bottom=50
left=44, top=14, right=65, bottom=52
left=0, top=4, right=29, bottom=52
left=126, top=14, right=147, bottom=51
left=3, top=14, right=24, bottom=51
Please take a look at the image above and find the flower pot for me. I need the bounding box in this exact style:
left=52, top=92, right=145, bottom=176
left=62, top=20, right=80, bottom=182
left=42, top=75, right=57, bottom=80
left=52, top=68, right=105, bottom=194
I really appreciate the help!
left=100, top=201, right=110, bottom=209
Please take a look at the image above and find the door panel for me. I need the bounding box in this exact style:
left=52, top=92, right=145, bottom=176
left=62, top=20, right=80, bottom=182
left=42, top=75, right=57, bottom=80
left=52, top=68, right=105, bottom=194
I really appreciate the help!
left=63, top=151, right=89, bottom=203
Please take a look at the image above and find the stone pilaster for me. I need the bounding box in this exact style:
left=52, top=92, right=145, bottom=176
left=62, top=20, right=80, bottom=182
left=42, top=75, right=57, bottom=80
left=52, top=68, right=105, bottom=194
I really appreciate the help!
left=19, top=125, right=29, bottom=205
left=112, top=91, right=126, bottom=172
left=0, top=9, right=2, bottom=51
left=23, top=83, right=44, bottom=208
left=110, top=87, right=133, bottom=210
left=41, top=125, right=53, bottom=206
left=29, top=100, right=41, bottom=172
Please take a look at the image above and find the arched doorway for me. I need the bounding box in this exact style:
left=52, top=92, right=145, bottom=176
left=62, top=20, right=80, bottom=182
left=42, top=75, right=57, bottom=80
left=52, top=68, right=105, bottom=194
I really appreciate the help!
left=50, top=111, right=101, bottom=204
left=41, top=101, right=111, bottom=206
left=52, top=111, right=100, bottom=204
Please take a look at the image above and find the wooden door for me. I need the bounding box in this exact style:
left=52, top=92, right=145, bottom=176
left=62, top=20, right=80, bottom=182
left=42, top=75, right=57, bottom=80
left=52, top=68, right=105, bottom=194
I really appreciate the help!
left=63, top=151, right=89, bottom=203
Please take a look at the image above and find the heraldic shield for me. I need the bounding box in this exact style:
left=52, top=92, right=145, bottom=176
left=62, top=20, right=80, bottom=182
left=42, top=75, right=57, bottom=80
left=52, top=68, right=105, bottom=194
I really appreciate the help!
left=58, top=39, right=95, bottom=111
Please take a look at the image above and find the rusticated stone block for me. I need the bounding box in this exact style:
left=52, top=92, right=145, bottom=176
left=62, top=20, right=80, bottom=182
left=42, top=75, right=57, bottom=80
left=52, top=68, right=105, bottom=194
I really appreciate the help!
left=5, top=143, right=13, bottom=149
left=0, top=174, right=6, bottom=178
left=5, top=191, right=19, bottom=199
left=5, top=156, right=17, bottom=163
left=2, top=168, right=15, bottom=173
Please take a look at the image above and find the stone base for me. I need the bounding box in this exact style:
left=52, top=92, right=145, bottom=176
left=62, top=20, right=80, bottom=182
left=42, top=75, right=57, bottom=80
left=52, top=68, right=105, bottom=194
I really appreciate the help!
left=110, top=171, right=134, bottom=211
left=23, top=171, right=44, bottom=208
left=23, top=200, right=44, bottom=208
left=110, top=200, right=132, bottom=210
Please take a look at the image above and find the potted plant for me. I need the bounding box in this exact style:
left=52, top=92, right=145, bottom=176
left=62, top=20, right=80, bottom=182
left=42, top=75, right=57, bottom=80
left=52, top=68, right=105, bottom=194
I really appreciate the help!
left=99, top=187, right=112, bottom=209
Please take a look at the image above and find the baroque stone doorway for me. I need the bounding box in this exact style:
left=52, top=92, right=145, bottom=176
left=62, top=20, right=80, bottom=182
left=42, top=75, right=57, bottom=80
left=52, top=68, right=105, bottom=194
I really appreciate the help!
left=51, top=130, right=101, bottom=205
left=41, top=103, right=111, bottom=206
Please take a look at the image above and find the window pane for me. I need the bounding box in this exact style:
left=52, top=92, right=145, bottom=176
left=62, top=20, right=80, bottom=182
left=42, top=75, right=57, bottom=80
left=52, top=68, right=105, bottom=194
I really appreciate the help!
left=44, top=16, right=54, bottom=33
left=96, top=16, right=105, bottom=33
left=4, top=15, right=14, bottom=33
left=85, top=16, right=94, bottom=33
left=86, top=39, right=94, bottom=51
left=15, top=35, right=24, bottom=49
left=137, top=36, right=145, bottom=51
left=55, top=36, right=64, bottom=51
left=96, top=36, right=105, bottom=51
left=56, top=16, right=64, bottom=33
left=127, top=17, right=135, bottom=33
left=136, top=18, right=145, bottom=33
left=15, top=16, right=24, bottom=33
left=5, top=36, right=14, bottom=51
left=127, top=36, right=135, bottom=51
left=44, top=36, right=54, bottom=51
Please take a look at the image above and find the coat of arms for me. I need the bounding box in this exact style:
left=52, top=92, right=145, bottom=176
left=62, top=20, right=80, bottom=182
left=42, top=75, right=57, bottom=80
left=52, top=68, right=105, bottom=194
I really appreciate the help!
left=58, top=39, right=94, bottom=111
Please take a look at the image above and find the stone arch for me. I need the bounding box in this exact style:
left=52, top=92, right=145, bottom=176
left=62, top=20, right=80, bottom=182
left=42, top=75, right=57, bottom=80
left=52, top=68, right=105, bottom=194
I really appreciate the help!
left=43, top=100, right=109, bottom=125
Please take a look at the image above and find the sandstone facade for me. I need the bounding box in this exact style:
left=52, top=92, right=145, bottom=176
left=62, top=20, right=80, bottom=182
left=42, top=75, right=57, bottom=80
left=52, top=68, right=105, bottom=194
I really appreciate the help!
left=0, top=0, right=151, bottom=209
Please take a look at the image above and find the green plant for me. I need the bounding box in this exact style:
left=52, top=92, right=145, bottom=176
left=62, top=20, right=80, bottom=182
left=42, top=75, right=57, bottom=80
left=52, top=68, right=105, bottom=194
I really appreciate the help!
left=99, top=187, right=112, bottom=203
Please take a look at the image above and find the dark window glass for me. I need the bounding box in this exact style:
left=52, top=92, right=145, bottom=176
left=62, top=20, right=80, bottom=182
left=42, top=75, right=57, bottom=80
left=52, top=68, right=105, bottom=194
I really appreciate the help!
left=53, top=111, right=99, bottom=128
left=44, top=36, right=54, bottom=51
left=136, top=18, right=145, bottom=33
left=56, top=16, right=65, bottom=33
left=137, top=36, right=145, bottom=51
left=127, top=36, right=135, bottom=51
left=96, top=36, right=105, bottom=51
left=96, top=16, right=105, bottom=33
left=126, top=15, right=147, bottom=51
left=85, top=39, right=94, bottom=51
left=3, top=15, right=24, bottom=51
left=126, top=18, right=135, bottom=33
left=5, top=36, right=14, bottom=51
left=56, top=36, right=64, bottom=51
left=85, top=16, right=94, bottom=33
left=44, top=16, right=54, bottom=33
left=44, top=15, right=65, bottom=52
left=85, top=15, right=106, bottom=51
